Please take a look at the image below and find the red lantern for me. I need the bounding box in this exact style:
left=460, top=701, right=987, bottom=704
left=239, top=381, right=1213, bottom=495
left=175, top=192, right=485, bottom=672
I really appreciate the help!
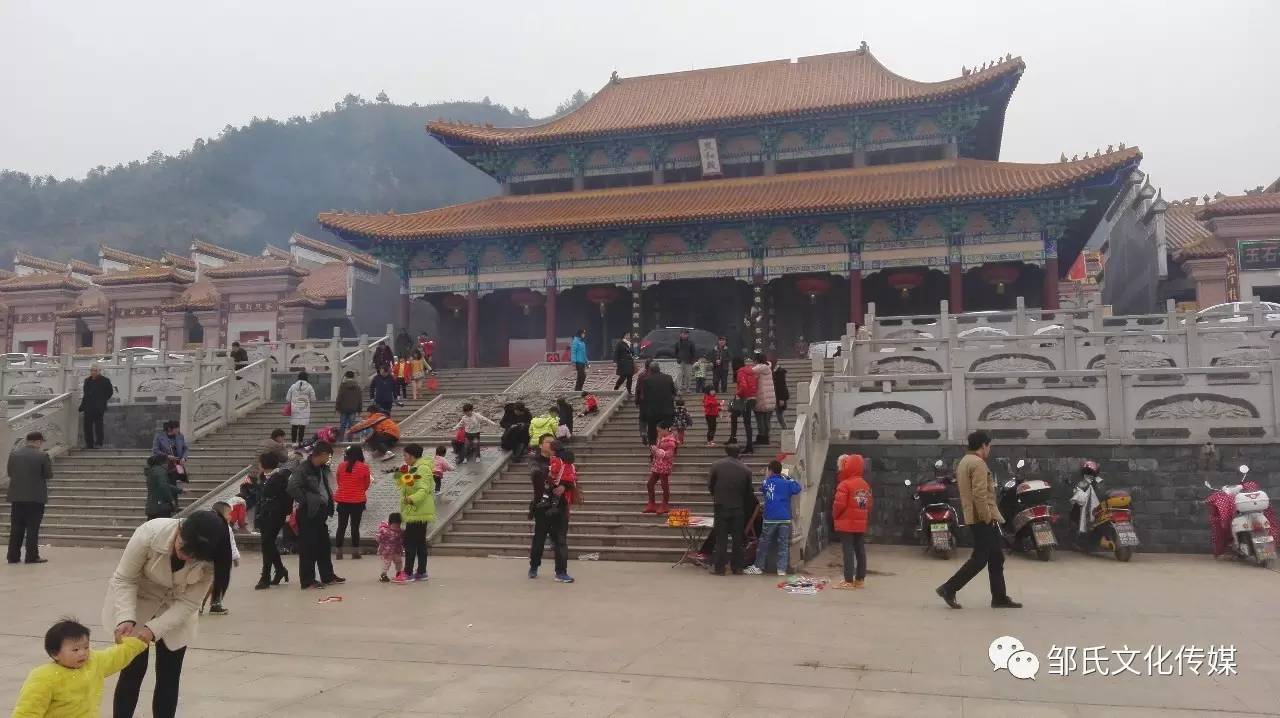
left=980, top=263, right=1021, bottom=295
left=440, top=294, right=467, bottom=318
left=585, top=285, right=621, bottom=316
left=509, top=289, right=544, bottom=315
left=795, top=277, right=832, bottom=304
left=887, top=270, right=925, bottom=299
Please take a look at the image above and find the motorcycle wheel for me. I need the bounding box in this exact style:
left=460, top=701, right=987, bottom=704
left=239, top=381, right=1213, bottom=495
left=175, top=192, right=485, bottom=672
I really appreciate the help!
left=1115, top=546, right=1133, bottom=562
left=1036, top=547, right=1054, bottom=562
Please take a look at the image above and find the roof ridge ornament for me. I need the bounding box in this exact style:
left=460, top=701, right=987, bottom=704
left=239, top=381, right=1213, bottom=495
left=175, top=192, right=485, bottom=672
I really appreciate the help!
left=858, top=40, right=869, bottom=54
left=610, top=70, right=620, bottom=84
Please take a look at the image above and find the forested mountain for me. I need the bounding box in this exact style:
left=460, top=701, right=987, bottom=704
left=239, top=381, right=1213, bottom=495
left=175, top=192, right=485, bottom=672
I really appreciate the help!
left=0, top=93, right=561, bottom=261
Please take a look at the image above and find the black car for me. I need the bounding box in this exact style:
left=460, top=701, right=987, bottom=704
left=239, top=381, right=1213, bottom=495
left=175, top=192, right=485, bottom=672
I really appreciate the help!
left=637, top=327, right=720, bottom=359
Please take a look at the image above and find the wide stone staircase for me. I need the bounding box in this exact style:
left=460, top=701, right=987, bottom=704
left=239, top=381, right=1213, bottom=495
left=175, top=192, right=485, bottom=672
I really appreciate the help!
left=433, top=359, right=820, bottom=562
left=0, top=367, right=526, bottom=549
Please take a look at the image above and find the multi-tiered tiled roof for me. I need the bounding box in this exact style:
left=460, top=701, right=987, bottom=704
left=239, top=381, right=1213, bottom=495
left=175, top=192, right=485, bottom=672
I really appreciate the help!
left=429, top=48, right=1023, bottom=146
left=320, top=148, right=1139, bottom=241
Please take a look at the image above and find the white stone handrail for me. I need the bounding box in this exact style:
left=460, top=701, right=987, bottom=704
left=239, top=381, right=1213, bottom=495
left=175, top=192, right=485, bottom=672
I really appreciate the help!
left=782, top=359, right=829, bottom=567
left=334, top=326, right=394, bottom=400
left=826, top=352, right=1280, bottom=443
left=180, top=357, right=270, bottom=442
left=0, top=392, right=77, bottom=489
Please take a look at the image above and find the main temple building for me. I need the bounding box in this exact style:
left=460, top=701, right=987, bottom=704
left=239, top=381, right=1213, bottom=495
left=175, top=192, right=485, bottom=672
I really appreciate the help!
left=320, top=45, right=1143, bottom=367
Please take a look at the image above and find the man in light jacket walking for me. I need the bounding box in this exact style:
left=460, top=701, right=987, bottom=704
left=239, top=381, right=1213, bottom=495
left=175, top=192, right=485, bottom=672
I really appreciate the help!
left=6, top=431, right=52, bottom=564
left=937, top=431, right=1021, bottom=609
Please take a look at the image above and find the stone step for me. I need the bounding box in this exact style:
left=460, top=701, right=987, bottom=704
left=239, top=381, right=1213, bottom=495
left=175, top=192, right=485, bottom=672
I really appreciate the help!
left=461, top=508, right=703, bottom=523
left=479, top=488, right=715, bottom=502
left=430, top=542, right=684, bottom=562
left=466, top=499, right=715, bottom=512
left=439, top=531, right=688, bottom=549
left=451, top=520, right=686, bottom=536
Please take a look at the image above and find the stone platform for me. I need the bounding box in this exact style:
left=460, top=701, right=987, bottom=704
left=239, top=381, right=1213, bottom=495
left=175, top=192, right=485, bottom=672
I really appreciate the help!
left=1, top=545, right=1277, bottom=716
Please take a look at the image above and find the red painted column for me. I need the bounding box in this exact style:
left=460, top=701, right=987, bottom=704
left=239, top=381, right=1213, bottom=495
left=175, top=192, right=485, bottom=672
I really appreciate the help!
left=466, top=290, right=479, bottom=368
left=1043, top=258, right=1060, bottom=310
left=545, top=285, right=557, bottom=353
left=949, top=263, right=964, bottom=314
left=848, top=268, right=863, bottom=326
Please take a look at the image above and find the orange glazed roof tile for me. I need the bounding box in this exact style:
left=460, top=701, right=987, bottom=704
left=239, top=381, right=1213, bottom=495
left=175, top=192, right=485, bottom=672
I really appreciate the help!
left=1196, top=191, right=1280, bottom=220
left=262, top=245, right=293, bottom=260
left=69, top=259, right=103, bottom=276
left=1174, top=235, right=1230, bottom=261
left=13, top=251, right=69, bottom=274
left=1164, top=200, right=1212, bottom=251
left=295, top=262, right=348, bottom=301
left=0, top=273, right=90, bottom=292
left=203, top=258, right=309, bottom=279
left=95, top=266, right=193, bottom=286
left=190, top=240, right=251, bottom=262
left=161, top=251, right=197, bottom=271
left=319, top=148, right=1140, bottom=241
left=428, top=49, right=1023, bottom=146
left=99, top=245, right=157, bottom=268
left=163, top=280, right=219, bottom=311
left=289, top=232, right=379, bottom=271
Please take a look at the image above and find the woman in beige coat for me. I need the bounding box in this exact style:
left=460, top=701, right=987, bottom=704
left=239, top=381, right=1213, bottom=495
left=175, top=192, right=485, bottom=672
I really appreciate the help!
left=103, top=511, right=232, bottom=718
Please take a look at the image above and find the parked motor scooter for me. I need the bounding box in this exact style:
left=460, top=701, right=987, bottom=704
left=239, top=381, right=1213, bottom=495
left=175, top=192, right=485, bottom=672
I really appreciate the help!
left=997, top=459, right=1057, bottom=561
left=903, top=460, right=960, bottom=559
left=1069, top=460, right=1138, bottom=562
left=1204, top=465, right=1275, bottom=568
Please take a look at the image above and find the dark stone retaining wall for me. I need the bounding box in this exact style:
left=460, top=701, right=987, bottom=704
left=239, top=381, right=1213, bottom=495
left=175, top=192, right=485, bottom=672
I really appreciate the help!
left=95, top=404, right=181, bottom=449
left=810, top=442, right=1280, bottom=555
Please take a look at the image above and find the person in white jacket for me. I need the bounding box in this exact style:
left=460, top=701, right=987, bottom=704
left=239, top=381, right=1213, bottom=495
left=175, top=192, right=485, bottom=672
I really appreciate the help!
left=285, top=371, right=316, bottom=445
left=103, top=511, right=232, bottom=718
left=751, top=353, right=777, bottom=445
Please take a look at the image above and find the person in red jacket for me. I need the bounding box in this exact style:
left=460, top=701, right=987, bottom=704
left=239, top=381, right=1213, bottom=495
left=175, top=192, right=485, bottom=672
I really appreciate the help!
left=702, top=389, right=721, bottom=447
left=334, top=445, right=372, bottom=560
left=728, top=356, right=758, bottom=454
left=832, top=453, right=873, bottom=589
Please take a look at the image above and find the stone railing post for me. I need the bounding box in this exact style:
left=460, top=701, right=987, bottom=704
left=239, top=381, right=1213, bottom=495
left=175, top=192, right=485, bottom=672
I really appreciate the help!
left=192, top=349, right=205, bottom=388
left=0, top=401, right=11, bottom=487
left=222, top=375, right=234, bottom=425
left=1089, top=303, right=1104, bottom=333
left=1270, top=349, right=1280, bottom=438
left=1104, top=343, right=1126, bottom=440
left=1165, top=298, right=1178, bottom=333
left=260, top=358, right=271, bottom=403
left=179, top=371, right=195, bottom=438
left=57, top=354, right=72, bottom=394
left=121, top=356, right=134, bottom=404
left=60, top=394, right=77, bottom=452
left=1185, top=320, right=1203, bottom=367
left=1251, top=295, right=1264, bottom=327
left=949, top=360, right=967, bottom=441
left=1014, top=296, right=1027, bottom=336
left=356, top=334, right=369, bottom=378
left=865, top=302, right=877, bottom=340
left=328, top=327, right=342, bottom=401
left=1062, top=324, right=1079, bottom=371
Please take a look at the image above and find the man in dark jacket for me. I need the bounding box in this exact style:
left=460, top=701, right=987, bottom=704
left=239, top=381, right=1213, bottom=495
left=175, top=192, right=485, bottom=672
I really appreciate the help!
left=394, top=329, right=413, bottom=359
left=710, top=337, right=731, bottom=394
left=6, top=431, right=52, bottom=564
left=230, top=341, right=249, bottom=371
left=287, top=441, right=343, bottom=589
left=256, top=451, right=293, bottom=588
left=673, top=330, right=697, bottom=393
left=79, top=365, right=114, bottom=449
left=640, top=363, right=677, bottom=446
left=707, top=444, right=754, bottom=575
left=334, top=370, right=363, bottom=433
left=369, top=365, right=397, bottom=415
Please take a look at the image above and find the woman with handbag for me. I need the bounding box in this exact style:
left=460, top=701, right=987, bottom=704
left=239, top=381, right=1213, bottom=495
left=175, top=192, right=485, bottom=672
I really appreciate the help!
left=527, top=435, right=577, bottom=583
left=285, top=370, right=316, bottom=445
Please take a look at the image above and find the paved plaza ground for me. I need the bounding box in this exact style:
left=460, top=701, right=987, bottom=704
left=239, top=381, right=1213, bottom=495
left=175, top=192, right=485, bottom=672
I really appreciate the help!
left=0, top=544, right=1277, bottom=717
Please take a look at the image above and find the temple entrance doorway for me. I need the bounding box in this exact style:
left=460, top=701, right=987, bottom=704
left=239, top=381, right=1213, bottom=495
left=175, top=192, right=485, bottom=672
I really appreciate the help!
left=642, top=278, right=751, bottom=350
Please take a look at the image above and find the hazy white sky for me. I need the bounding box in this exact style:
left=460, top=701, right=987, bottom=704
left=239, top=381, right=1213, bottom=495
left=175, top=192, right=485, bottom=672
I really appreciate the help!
left=1, top=0, right=1276, bottom=199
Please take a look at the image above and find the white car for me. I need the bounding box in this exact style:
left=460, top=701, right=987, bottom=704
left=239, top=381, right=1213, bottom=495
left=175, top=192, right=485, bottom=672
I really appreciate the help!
left=1194, top=301, right=1280, bottom=324
left=807, top=340, right=843, bottom=359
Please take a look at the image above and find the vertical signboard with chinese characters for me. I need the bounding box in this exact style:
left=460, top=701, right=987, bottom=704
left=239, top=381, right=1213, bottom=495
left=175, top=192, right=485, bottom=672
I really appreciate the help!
left=698, top=138, right=721, bottom=177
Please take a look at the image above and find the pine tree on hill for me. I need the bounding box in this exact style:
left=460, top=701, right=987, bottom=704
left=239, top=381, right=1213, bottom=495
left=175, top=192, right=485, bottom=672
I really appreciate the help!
left=0, top=97, right=533, bottom=261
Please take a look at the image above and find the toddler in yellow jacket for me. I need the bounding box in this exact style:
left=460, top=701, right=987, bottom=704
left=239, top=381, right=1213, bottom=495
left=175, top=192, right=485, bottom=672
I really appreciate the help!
left=11, top=618, right=148, bottom=718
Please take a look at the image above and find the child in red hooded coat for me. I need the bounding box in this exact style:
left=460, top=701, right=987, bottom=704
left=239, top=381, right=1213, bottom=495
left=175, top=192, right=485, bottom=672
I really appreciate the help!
left=832, top=453, right=873, bottom=589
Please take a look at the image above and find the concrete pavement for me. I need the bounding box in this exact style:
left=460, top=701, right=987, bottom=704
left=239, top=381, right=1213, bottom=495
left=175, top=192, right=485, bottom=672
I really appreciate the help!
left=0, top=544, right=1277, bottom=717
